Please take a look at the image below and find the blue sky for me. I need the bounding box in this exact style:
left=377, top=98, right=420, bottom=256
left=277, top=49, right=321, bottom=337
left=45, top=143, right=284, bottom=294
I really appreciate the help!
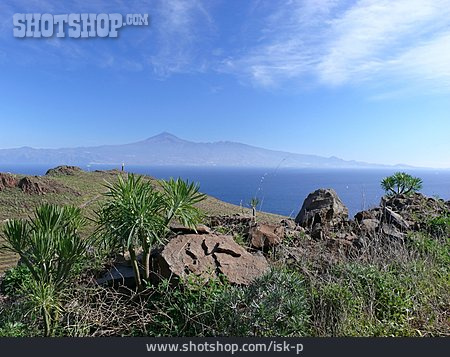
left=0, top=0, right=449, bottom=168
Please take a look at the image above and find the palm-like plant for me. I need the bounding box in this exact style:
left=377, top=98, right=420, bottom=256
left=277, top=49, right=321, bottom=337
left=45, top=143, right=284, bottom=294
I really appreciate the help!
left=381, top=172, right=423, bottom=197
left=96, top=174, right=206, bottom=290
left=249, top=197, right=260, bottom=222
left=160, top=178, right=206, bottom=228
left=1, top=204, right=87, bottom=336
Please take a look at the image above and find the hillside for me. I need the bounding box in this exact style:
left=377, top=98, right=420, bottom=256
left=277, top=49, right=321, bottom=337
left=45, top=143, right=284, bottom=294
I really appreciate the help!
left=0, top=132, right=407, bottom=168
left=0, top=167, right=283, bottom=273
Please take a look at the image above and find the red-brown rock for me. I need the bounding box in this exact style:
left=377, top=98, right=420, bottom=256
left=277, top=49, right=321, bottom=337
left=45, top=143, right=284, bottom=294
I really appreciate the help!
left=0, top=173, right=18, bottom=191
left=249, top=223, right=285, bottom=249
left=156, top=234, right=270, bottom=286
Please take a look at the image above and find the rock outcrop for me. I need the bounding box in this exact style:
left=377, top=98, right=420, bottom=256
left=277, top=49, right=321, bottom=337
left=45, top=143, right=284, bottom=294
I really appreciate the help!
left=295, top=188, right=349, bottom=233
left=0, top=173, right=18, bottom=191
left=155, top=234, right=269, bottom=285
left=45, top=165, right=82, bottom=176
left=249, top=223, right=284, bottom=250
left=17, top=176, right=80, bottom=196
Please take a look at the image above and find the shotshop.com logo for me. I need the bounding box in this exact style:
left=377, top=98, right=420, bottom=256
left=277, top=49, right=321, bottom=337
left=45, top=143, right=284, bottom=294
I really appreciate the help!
left=13, top=13, right=149, bottom=38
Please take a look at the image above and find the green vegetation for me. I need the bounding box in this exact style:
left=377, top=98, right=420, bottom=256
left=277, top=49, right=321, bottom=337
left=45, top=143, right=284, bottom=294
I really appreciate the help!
left=148, top=268, right=310, bottom=337
left=249, top=197, right=260, bottom=221
left=1, top=204, right=88, bottom=336
left=381, top=172, right=423, bottom=196
left=0, top=169, right=448, bottom=337
left=96, top=175, right=206, bottom=290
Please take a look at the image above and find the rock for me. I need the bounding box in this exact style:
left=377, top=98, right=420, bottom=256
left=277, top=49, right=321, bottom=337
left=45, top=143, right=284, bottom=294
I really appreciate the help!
left=208, top=215, right=252, bottom=228
left=96, top=264, right=136, bottom=287
left=18, top=177, right=49, bottom=195
left=0, top=173, right=18, bottom=191
left=383, top=207, right=410, bottom=230
left=280, top=219, right=297, bottom=230
left=295, top=188, right=349, bottom=229
left=381, top=224, right=405, bottom=240
left=354, top=208, right=381, bottom=222
left=335, top=232, right=358, bottom=242
left=359, top=219, right=380, bottom=234
left=326, top=238, right=354, bottom=251
left=156, top=234, right=269, bottom=286
left=311, top=223, right=323, bottom=240
left=249, top=223, right=284, bottom=249
left=382, top=193, right=447, bottom=224
left=17, top=176, right=80, bottom=196
left=45, top=165, right=82, bottom=176
left=170, top=223, right=212, bottom=235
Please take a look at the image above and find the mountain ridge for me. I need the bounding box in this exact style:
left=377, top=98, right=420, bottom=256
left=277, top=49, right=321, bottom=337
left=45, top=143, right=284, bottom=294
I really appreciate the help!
left=0, top=132, right=418, bottom=169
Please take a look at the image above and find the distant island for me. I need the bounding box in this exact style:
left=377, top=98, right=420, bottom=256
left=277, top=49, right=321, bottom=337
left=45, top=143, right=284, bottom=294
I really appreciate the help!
left=0, top=132, right=417, bottom=169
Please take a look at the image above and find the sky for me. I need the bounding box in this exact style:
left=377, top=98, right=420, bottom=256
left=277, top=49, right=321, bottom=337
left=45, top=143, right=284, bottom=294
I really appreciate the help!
left=0, top=0, right=449, bottom=168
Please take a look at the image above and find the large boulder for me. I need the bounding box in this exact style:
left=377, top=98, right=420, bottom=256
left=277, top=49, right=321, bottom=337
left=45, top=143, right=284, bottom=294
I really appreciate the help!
left=18, top=177, right=49, bottom=195
left=249, top=223, right=285, bottom=250
left=17, top=176, right=80, bottom=196
left=155, top=234, right=269, bottom=286
left=45, top=165, right=82, bottom=176
left=0, top=173, right=18, bottom=191
left=295, top=189, right=349, bottom=229
left=383, top=207, right=410, bottom=230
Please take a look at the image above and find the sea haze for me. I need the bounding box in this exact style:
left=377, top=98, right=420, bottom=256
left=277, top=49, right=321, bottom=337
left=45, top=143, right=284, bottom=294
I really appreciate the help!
left=2, top=164, right=449, bottom=218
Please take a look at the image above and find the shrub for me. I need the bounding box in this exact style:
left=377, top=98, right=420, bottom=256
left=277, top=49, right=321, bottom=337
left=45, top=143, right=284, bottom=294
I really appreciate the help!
left=96, top=174, right=206, bottom=290
left=426, top=213, right=450, bottom=238
left=148, top=275, right=232, bottom=336
left=1, top=204, right=88, bottom=336
left=310, top=264, right=415, bottom=336
left=381, top=172, right=423, bottom=196
left=231, top=268, right=311, bottom=337
left=148, top=268, right=311, bottom=337
left=0, top=264, right=32, bottom=296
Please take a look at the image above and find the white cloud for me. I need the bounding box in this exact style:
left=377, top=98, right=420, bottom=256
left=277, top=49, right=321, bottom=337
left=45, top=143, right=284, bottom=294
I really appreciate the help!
left=225, top=0, right=450, bottom=92
left=3, top=0, right=450, bottom=92
left=318, top=0, right=450, bottom=86
left=148, top=0, right=215, bottom=76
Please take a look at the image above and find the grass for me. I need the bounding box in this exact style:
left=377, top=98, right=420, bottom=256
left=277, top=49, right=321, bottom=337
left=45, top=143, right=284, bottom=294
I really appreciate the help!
left=1, top=168, right=447, bottom=337
left=0, top=168, right=284, bottom=273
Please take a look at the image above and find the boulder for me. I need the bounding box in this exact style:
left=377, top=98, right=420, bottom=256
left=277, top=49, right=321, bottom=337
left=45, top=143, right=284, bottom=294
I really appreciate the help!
left=18, top=177, right=49, bottom=195
left=0, top=173, right=18, bottom=191
left=382, top=193, right=448, bottom=224
left=295, top=189, right=349, bottom=229
left=249, top=223, right=284, bottom=249
left=96, top=264, right=136, bottom=287
left=280, top=219, right=297, bottom=230
left=156, top=234, right=269, bottom=286
left=383, top=207, right=410, bottom=230
left=170, top=223, right=212, bottom=235
left=381, top=224, right=405, bottom=240
left=17, top=176, right=79, bottom=196
left=311, top=223, right=324, bottom=240
left=354, top=208, right=381, bottom=222
left=45, top=165, right=82, bottom=176
left=359, top=219, right=380, bottom=235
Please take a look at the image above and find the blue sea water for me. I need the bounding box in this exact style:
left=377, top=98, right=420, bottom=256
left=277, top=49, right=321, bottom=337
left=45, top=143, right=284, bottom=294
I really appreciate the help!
left=2, top=164, right=450, bottom=218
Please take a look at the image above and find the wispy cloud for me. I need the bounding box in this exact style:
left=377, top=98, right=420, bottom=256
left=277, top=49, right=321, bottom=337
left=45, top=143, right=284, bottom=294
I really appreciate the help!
left=2, top=0, right=450, bottom=93
left=0, top=0, right=214, bottom=74
left=148, top=0, right=215, bottom=76
left=318, top=0, right=450, bottom=86
left=224, top=0, right=450, bottom=92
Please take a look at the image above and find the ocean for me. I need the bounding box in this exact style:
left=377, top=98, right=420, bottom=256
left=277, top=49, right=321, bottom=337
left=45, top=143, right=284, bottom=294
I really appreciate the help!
left=2, top=164, right=450, bottom=218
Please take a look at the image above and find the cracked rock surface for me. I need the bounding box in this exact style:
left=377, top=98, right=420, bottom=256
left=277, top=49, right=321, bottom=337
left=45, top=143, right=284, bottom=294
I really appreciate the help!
left=156, top=234, right=270, bottom=285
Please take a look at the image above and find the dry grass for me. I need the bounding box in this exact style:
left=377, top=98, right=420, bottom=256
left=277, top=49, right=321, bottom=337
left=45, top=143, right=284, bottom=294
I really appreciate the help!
left=0, top=168, right=284, bottom=273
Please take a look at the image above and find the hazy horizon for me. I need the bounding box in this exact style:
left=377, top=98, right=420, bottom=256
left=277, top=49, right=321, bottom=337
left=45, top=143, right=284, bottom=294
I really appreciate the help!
left=1, top=1, right=449, bottom=168
left=1, top=131, right=447, bottom=169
